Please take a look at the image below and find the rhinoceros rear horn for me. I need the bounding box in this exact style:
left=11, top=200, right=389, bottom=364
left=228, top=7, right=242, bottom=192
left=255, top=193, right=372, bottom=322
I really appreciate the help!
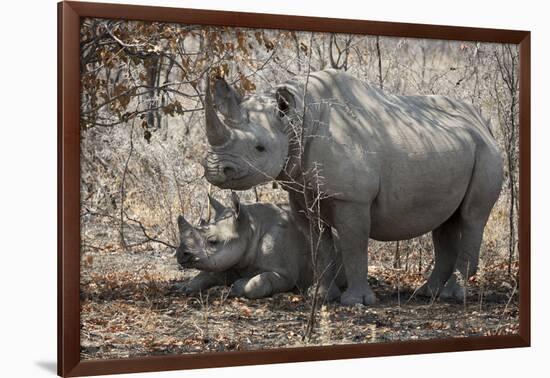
left=214, top=77, right=243, bottom=123
left=177, top=215, right=192, bottom=233
left=207, top=194, right=226, bottom=220
left=204, top=75, right=231, bottom=146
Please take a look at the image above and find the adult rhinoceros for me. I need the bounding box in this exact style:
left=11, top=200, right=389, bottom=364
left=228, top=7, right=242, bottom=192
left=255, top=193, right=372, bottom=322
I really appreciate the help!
left=201, top=69, right=503, bottom=306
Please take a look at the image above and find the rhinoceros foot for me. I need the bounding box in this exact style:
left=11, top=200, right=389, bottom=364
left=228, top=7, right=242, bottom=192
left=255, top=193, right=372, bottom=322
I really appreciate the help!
left=169, top=282, right=198, bottom=295
left=416, top=273, right=466, bottom=301
left=415, top=282, right=441, bottom=300
left=439, top=284, right=465, bottom=301
left=439, top=274, right=466, bottom=301
left=340, top=284, right=376, bottom=306
left=229, top=278, right=248, bottom=297
left=308, top=284, right=341, bottom=303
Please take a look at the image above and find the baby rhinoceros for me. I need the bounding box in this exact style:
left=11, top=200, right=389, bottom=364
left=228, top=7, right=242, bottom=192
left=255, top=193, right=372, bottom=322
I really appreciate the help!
left=175, top=193, right=342, bottom=300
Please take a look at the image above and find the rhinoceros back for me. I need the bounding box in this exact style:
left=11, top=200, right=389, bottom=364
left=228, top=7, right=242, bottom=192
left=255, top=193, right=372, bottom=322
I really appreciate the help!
left=277, top=69, right=495, bottom=151
left=277, top=69, right=502, bottom=241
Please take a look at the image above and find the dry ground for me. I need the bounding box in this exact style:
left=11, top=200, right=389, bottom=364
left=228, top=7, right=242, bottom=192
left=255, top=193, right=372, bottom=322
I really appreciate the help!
left=80, top=247, right=519, bottom=360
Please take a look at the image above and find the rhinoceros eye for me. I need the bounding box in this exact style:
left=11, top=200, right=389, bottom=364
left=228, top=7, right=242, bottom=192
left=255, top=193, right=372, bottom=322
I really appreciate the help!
left=255, top=145, right=266, bottom=152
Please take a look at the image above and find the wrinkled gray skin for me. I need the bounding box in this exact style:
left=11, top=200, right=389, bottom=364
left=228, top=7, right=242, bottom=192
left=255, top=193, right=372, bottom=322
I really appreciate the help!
left=202, top=69, right=503, bottom=305
left=175, top=193, right=344, bottom=300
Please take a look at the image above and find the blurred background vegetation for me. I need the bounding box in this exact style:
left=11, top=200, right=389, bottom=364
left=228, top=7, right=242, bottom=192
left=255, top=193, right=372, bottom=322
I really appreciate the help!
left=80, top=18, right=519, bottom=275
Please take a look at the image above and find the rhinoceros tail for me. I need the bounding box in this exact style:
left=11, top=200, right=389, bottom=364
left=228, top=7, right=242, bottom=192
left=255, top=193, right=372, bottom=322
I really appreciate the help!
left=463, top=101, right=496, bottom=140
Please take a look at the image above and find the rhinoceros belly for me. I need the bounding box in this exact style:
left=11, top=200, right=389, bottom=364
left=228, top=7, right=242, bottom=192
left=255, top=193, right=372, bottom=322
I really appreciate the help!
left=369, top=148, right=475, bottom=241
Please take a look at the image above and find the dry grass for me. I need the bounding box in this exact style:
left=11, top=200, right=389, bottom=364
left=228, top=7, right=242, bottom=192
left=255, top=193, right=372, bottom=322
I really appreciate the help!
left=80, top=243, right=519, bottom=360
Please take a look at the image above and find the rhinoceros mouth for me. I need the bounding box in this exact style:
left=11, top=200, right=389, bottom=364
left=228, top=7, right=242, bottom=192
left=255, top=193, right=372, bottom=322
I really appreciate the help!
left=213, top=177, right=255, bottom=190
left=204, top=166, right=256, bottom=190
left=178, top=254, right=201, bottom=268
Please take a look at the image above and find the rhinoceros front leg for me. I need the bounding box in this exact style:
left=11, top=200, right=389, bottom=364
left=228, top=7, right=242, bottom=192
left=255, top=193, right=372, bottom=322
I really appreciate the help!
left=230, top=272, right=293, bottom=299
left=172, top=271, right=232, bottom=295
left=288, top=193, right=342, bottom=302
left=311, top=227, right=343, bottom=302
left=331, top=201, right=376, bottom=306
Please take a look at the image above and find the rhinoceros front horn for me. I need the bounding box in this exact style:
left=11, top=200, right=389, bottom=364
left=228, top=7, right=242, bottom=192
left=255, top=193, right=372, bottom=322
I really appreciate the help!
left=204, top=75, right=231, bottom=146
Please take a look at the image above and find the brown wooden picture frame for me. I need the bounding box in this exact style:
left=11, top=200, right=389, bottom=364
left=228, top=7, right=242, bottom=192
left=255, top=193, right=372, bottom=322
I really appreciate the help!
left=58, top=1, right=531, bottom=376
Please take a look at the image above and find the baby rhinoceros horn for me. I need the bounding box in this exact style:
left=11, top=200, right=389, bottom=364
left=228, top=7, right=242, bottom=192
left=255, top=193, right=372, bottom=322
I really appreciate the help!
left=177, top=215, right=193, bottom=233
left=208, top=194, right=227, bottom=220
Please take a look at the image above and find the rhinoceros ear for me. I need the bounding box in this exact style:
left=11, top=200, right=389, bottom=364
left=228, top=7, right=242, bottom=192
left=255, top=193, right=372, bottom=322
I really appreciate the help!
left=177, top=215, right=192, bottom=233
left=214, top=77, right=243, bottom=123
left=208, top=194, right=226, bottom=220
left=275, top=87, right=296, bottom=118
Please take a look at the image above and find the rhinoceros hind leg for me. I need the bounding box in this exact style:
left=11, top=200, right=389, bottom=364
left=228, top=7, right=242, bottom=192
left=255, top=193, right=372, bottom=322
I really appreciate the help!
left=418, top=145, right=502, bottom=301
left=417, top=216, right=462, bottom=300
left=417, top=214, right=486, bottom=300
